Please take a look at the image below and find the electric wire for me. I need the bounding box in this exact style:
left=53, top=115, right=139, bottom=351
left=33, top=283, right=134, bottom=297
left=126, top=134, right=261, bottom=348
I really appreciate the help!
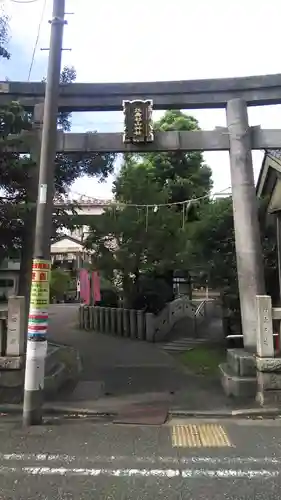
left=27, top=0, right=47, bottom=81
left=10, top=0, right=40, bottom=4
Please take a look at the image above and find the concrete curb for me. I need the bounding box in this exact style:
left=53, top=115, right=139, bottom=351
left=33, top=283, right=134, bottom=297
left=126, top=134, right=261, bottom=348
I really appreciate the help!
left=0, top=404, right=280, bottom=419
left=0, top=403, right=116, bottom=418
left=169, top=407, right=281, bottom=418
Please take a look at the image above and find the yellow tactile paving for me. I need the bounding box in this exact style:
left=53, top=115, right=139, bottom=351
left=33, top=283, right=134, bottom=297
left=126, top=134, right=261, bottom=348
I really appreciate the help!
left=171, top=424, right=233, bottom=448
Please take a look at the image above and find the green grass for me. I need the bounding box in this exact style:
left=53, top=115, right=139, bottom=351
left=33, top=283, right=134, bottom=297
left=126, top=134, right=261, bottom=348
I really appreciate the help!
left=179, top=346, right=226, bottom=376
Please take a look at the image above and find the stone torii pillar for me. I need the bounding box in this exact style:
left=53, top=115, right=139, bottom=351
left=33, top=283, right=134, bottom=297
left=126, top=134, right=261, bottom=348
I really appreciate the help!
left=226, top=98, right=265, bottom=351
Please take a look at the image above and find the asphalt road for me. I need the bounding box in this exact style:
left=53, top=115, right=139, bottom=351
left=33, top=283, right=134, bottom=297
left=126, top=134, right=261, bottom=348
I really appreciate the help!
left=1, top=416, right=281, bottom=499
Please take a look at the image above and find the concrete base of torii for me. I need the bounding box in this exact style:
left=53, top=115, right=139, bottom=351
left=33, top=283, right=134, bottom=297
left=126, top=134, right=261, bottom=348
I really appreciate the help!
left=220, top=296, right=281, bottom=407
left=219, top=349, right=256, bottom=399
left=220, top=349, right=281, bottom=407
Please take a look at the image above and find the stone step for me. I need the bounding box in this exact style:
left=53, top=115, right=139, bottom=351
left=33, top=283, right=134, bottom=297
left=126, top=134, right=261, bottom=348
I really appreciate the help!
left=227, top=348, right=256, bottom=377
left=219, top=362, right=256, bottom=398
left=161, top=337, right=209, bottom=353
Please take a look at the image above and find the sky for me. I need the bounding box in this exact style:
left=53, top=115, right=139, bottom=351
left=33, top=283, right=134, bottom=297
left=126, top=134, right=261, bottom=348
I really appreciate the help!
left=1, top=0, right=281, bottom=200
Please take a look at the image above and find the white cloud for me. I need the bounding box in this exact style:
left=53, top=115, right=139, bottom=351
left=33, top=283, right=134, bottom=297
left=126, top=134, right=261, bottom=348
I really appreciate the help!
left=2, top=0, right=281, bottom=199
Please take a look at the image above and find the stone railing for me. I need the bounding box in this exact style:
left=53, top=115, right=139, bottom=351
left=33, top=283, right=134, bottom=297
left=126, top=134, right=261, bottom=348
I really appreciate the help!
left=79, top=296, right=199, bottom=342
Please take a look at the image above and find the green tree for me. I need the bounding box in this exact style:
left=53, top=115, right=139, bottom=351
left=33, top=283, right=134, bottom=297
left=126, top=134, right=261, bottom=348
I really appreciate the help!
left=87, top=163, right=186, bottom=291
left=86, top=111, right=213, bottom=302
left=0, top=9, right=10, bottom=60
left=50, top=268, right=71, bottom=302
left=0, top=67, right=116, bottom=301
left=186, top=197, right=237, bottom=290
left=0, top=102, right=32, bottom=262
left=187, top=196, right=277, bottom=300
left=116, top=110, right=213, bottom=210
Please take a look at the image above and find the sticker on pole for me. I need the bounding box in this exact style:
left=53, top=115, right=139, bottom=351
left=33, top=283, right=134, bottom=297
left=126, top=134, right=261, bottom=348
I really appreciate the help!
left=30, top=259, right=51, bottom=309
left=39, top=183, right=47, bottom=204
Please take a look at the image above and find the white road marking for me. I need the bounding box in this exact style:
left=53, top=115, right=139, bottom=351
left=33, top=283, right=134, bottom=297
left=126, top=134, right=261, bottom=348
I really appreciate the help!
left=1, top=453, right=281, bottom=466
left=0, top=453, right=76, bottom=462
left=0, top=465, right=278, bottom=478
left=181, top=469, right=279, bottom=479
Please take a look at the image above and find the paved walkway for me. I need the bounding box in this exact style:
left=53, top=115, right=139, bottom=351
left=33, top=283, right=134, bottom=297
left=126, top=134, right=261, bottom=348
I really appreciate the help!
left=49, top=305, right=189, bottom=401
left=47, top=304, right=251, bottom=414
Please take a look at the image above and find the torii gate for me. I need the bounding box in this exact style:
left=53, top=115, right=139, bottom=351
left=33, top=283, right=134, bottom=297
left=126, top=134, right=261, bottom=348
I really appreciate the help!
left=2, top=73, right=281, bottom=350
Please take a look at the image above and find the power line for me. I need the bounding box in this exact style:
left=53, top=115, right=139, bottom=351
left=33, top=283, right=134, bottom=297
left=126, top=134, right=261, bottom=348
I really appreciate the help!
left=27, top=0, right=47, bottom=81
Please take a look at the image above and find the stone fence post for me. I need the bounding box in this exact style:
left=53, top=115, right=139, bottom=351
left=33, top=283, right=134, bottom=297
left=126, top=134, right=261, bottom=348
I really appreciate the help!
left=256, top=295, right=274, bottom=358
left=256, top=295, right=281, bottom=406
left=123, top=309, right=129, bottom=337
left=100, top=307, right=105, bottom=333
left=6, top=296, right=25, bottom=356
left=137, top=311, right=145, bottom=340
left=129, top=310, right=137, bottom=339
left=145, top=313, right=155, bottom=342
left=117, top=308, right=122, bottom=335
left=104, top=307, right=110, bottom=333
left=93, top=307, right=99, bottom=331
left=110, top=308, right=116, bottom=334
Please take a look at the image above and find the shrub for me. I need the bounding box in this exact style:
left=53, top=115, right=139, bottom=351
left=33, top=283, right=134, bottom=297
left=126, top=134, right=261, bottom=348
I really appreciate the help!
left=97, top=288, right=119, bottom=308
left=129, top=276, right=174, bottom=314
left=50, top=268, right=71, bottom=302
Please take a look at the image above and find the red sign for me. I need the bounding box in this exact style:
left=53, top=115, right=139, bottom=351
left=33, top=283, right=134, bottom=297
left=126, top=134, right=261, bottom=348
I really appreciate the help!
left=32, top=262, right=50, bottom=270
left=32, top=271, right=48, bottom=282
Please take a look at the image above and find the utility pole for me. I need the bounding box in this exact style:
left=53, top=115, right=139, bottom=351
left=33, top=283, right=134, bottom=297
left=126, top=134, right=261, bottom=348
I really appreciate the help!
left=23, top=0, right=66, bottom=426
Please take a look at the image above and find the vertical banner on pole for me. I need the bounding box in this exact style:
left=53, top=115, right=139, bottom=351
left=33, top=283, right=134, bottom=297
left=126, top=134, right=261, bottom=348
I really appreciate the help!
left=79, top=269, right=86, bottom=303
left=79, top=269, right=91, bottom=305
left=27, top=259, right=51, bottom=340
left=92, top=271, right=101, bottom=304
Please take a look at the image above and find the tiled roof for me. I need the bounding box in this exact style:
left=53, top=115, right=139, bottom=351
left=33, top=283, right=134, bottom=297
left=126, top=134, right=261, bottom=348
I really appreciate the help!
left=55, top=196, right=111, bottom=206
left=266, top=150, right=281, bottom=160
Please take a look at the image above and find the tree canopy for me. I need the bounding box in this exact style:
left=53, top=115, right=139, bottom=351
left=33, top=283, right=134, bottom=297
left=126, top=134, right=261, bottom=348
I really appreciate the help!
left=187, top=195, right=277, bottom=302
left=0, top=18, right=116, bottom=301
left=50, top=268, right=71, bottom=302
left=85, top=108, right=277, bottom=310
left=186, top=197, right=237, bottom=290
left=0, top=10, right=10, bottom=61
left=86, top=111, right=213, bottom=301
left=0, top=69, right=116, bottom=263
left=115, top=110, right=212, bottom=207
